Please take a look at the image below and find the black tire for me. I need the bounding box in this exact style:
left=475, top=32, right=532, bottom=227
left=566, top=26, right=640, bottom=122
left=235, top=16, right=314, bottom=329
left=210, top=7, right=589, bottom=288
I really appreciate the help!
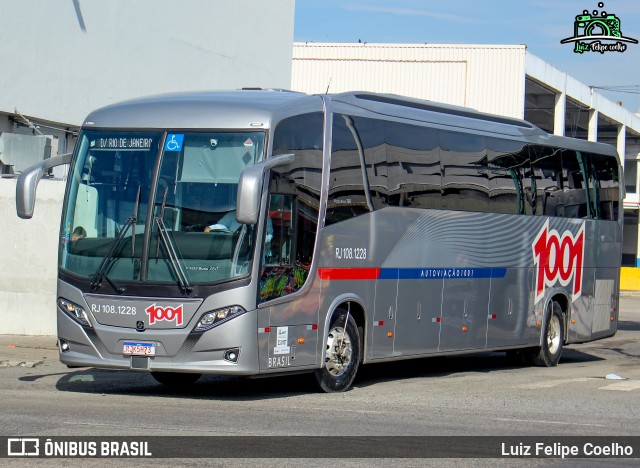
left=528, top=300, right=564, bottom=367
left=151, top=371, right=202, bottom=386
left=314, top=309, right=362, bottom=393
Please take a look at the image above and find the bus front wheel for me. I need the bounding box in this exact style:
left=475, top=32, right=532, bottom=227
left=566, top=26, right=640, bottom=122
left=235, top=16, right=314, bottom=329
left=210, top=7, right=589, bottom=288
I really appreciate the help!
left=315, top=309, right=361, bottom=393
left=528, top=300, right=564, bottom=367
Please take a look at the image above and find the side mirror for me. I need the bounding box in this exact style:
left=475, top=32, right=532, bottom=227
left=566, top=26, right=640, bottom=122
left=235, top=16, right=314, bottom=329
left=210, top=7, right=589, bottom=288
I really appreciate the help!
left=16, top=153, right=72, bottom=219
left=236, top=153, right=294, bottom=225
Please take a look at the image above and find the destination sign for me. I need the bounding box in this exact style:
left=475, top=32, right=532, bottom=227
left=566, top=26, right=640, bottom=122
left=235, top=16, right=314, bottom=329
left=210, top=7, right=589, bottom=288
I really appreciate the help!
left=92, top=137, right=154, bottom=149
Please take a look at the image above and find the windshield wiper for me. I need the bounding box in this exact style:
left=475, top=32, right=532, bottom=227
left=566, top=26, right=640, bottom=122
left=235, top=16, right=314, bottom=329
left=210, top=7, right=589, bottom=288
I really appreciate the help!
left=155, top=217, right=192, bottom=295
left=154, top=186, right=192, bottom=295
left=89, top=186, right=141, bottom=294
left=131, top=185, right=141, bottom=257
left=89, top=218, right=131, bottom=293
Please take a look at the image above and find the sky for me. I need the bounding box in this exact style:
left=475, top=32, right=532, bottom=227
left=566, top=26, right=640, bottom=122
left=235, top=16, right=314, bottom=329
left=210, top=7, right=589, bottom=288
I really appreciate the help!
left=294, top=0, right=640, bottom=113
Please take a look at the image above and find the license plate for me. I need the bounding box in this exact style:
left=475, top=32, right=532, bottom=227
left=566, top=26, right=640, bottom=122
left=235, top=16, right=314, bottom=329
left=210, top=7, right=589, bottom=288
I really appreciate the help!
left=123, top=341, right=156, bottom=356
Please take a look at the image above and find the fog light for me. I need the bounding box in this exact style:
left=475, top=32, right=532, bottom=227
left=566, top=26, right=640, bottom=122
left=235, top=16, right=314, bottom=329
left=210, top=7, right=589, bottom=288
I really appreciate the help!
left=224, top=348, right=240, bottom=363
left=59, top=339, right=70, bottom=352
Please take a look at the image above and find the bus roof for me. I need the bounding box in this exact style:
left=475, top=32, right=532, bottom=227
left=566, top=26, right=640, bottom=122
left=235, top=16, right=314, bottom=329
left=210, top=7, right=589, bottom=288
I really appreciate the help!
left=82, top=89, right=618, bottom=160
left=83, top=90, right=323, bottom=130
left=331, top=92, right=618, bottom=159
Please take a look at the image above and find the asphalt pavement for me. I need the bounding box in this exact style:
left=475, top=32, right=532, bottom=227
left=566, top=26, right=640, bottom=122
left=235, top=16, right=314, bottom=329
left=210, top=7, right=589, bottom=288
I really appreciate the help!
left=0, top=335, right=57, bottom=369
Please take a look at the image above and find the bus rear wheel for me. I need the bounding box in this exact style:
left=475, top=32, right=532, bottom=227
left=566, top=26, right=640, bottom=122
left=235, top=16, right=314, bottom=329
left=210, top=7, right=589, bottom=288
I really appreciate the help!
left=151, top=371, right=202, bottom=387
left=528, top=300, right=564, bottom=367
left=314, top=309, right=361, bottom=393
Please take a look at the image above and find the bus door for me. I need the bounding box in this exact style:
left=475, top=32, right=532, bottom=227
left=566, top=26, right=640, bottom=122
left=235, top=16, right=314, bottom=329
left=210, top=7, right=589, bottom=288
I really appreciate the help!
left=257, top=192, right=321, bottom=372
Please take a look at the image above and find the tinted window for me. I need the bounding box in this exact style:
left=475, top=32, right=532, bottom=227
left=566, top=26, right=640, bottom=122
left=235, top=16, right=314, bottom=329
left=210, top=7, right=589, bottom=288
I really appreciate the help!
left=440, top=131, right=489, bottom=212
left=325, top=116, right=616, bottom=222
left=587, top=152, right=619, bottom=221
left=487, top=138, right=530, bottom=215
left=529, top=145, right=564, bottom=217
left=352, top=116, right=388, bottom=209
left=386, top=121, right=441, bottom=209
left=272, top=112, right=323, bottom=208
left=326, top=115, right=372, bottom=225
left=560, top=150, right=589, bottom=218
left=347, top=116, right=442, bottom=210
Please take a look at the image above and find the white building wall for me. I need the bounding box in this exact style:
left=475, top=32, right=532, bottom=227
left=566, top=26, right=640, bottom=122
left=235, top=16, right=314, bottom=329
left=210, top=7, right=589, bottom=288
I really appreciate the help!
left=0, top=0, right=295, bottom=126
left=0, top=180, right=64, bottom=335
left=292, top=43, right=526, bottom=118
left=0, top=0, right=295, bottom=336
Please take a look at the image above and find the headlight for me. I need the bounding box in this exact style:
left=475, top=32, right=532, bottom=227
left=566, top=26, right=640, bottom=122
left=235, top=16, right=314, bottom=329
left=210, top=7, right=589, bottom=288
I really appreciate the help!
left=58, top=298, right=92, bottom=328
left=194, top=306, right=245, bottom=332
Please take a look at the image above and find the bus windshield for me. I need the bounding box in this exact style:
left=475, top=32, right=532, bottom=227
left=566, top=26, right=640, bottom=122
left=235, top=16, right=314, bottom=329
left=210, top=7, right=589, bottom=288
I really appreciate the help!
left=60, top=130, right=265, bottom=287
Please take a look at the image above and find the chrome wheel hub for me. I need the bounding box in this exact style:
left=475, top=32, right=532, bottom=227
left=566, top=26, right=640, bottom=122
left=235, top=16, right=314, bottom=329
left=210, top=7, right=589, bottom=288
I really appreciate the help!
left=547, top=315, right=561, bottom=355
left=324, top=326, right=353, bottom=376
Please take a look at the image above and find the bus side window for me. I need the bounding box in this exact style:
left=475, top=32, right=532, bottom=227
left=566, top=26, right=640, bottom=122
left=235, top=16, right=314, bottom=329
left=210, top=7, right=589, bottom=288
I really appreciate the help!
left=440, top=130, right=490, bottom=213
left=529, top=145, right=564, bottom=217
left=560, top=150, right=589, bottom=218
left=353, top=116, right=388, bottom=209
left=326, top=115, right=371, bottom=225
left=386, top=121, right=441, bottom=209
left=487, top=138, right=529, bottom=215
left=259, top=188, right=313, bottom=303
left=264, top=194, right=294, bottom=266
left=588, top=153, right=620, bottom=221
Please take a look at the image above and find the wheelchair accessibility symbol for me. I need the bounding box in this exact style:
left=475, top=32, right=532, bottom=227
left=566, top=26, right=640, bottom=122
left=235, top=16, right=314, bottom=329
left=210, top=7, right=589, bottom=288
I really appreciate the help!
left=164, top=134, right=184, bottom=152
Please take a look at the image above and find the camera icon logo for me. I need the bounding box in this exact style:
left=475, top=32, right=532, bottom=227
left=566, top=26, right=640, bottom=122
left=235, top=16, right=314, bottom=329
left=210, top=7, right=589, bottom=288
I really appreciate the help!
left=560, top=2, right=638, bottom=49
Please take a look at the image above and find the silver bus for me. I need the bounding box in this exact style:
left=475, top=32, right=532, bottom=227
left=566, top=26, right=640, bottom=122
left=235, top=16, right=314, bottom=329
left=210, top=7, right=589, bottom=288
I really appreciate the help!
left=17, top=90, right=622, bottom=392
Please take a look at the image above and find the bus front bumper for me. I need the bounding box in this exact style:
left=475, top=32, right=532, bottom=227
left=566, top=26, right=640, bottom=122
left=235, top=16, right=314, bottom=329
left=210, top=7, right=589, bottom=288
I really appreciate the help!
left=56, top=308, right=260, bottom=375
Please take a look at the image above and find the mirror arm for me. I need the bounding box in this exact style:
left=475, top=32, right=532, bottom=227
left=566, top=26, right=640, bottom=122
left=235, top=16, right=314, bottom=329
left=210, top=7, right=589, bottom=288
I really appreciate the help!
left=236, top=153, right=294, bottom=225
left=16, top=153, right=72, bottom=219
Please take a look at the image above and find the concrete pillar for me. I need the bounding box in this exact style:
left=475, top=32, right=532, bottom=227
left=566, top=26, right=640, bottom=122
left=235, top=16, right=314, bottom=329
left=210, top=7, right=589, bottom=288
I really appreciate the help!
left=636, top=202, right=640, bottom=267
left=554, top=91, right=566, bottom=136
left=635, top=157, right=640, bottom=268
left=630, top=129, right=640, bottom=266
left=588, top=109, right=598, bottom=142
left=637, top=160, right=640, bottom=199
left=617, top=124, right=626, bottom=162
